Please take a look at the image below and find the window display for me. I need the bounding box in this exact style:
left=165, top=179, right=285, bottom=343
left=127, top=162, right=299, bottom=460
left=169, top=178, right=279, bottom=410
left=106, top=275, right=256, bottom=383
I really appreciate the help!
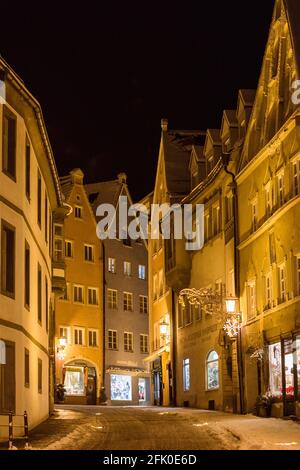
left=111, top=374, right=132, bottom=401
left=138, top=378, right=146, bottom=401
left=64, top=367, right=85, bottom=395
left=269, top=343, right=282, bottom=397
left=206, top=351, right=219, bottom=390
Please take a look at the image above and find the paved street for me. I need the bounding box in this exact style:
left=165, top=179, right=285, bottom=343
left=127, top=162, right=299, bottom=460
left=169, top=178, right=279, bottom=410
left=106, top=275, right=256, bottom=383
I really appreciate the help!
left=2, top=405, right=300, bottom=451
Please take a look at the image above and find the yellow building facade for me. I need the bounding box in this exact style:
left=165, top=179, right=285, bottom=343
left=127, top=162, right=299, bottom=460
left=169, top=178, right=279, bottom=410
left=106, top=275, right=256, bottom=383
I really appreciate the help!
left=55, top=169, right=104, bottom=405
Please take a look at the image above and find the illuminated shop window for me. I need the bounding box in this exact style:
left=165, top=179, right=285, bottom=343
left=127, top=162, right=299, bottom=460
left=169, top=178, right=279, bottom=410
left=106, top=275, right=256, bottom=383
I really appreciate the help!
left=110, top=375, right=132, bottom=401
left=64, top=367, right=85, bottom=396
left=269, top=343, right=282, bottom=397
left=183, top=358, right=190, bottom=392
left=139, top=378, right=146, bottom=402
left=206, top=351, right=219, bottom=391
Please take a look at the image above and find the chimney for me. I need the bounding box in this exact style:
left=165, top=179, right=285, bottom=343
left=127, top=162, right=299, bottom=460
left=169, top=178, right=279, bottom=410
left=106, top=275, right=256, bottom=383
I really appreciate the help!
left=161, top=118, right=168, bottom=132
left=117, top=172, right=127, bottom=184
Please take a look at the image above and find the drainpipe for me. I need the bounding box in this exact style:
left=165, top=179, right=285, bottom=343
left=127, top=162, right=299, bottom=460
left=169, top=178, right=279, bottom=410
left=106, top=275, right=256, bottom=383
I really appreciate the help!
left=222, top=154, right=245, bottom=415
left=102, top=243, right=106, bottom=402
left=171, top=289, right=177, bottom=407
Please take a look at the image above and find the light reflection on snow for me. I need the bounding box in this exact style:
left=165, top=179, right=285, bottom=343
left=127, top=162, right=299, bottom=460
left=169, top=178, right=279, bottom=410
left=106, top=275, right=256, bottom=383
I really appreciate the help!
left=192, top=423, right=208, bottom=427
left=275, top=442, right=298, bottom=447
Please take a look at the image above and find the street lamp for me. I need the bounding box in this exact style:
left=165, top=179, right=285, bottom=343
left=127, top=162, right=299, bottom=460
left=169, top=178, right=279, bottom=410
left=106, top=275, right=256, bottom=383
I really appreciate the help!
left=225, top=296, right=239, bottom=314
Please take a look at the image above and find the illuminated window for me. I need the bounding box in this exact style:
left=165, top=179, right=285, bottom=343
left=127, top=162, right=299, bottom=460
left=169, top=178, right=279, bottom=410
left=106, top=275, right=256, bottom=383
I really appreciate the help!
left=269, top=343, right=282, bottom=397
left=206, top=351, right=219, bottom=390
left=64, top=367, right=85, bottom=396
left=124, top=261, right=131, bottom=276
left=110, top=375, right=132, bottom=401
left=183, top=359, right=190, bottom=392
left=138, top=264, right=146, bottom=280
left=108, top=257, right=116, bottom=273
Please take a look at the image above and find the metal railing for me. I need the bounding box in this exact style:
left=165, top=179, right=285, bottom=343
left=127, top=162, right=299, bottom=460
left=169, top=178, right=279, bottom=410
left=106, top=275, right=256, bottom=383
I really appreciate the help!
left=0, top=411, right=30, bottom=450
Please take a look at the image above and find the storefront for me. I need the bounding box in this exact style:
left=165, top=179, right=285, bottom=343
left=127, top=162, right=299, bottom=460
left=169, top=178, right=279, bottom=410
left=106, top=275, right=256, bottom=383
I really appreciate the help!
left=268, top=336, right=300, bottom=416
left=60, top=361, right=98, bottom=405
left=106, top=368, right=151, bottom=406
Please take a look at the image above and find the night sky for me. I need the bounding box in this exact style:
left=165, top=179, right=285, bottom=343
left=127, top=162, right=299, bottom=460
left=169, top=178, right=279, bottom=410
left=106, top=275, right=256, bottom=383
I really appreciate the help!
left=1, top=1, right=275, bottom=201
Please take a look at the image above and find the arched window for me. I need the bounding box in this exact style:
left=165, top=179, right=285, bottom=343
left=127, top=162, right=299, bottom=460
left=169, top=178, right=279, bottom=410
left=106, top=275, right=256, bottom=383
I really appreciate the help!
left=206, top=350, right=219, bottom=390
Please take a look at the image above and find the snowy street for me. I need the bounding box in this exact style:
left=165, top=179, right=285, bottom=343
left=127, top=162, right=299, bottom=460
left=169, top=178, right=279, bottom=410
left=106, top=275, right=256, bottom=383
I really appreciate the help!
left=2, top=405, right=300, bottom=451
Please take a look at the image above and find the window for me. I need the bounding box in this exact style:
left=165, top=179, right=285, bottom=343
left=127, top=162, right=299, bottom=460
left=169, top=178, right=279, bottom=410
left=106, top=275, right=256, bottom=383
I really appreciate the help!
left=107, top=289, right=118, bottom=309
left=140, top=334, right=149, bottom=353
left=251, top=201, right=258, bottom=231
left=124, top=332, right=133, bottom=352
left=37, top=264, right=42, bottom=325
left=74, top=206, right=83, bottom=219
left=61, top=282, right=71, bottom=301
left=44, top=195, right=48, bottom=243
left=124, top=261, right=131, bottom=276
left=2, top=106, right=16, bottom=180
left=265, top=186, right=272, bottom=216
left=25, top=136, right=30, bottom=199
left=108, top=257, right=116, bottom=273
left=277, top=175, right=285, bottom=207
left=269, top=343, right=282, bottom=397
left=37, top=170, right=42, bottom=227
left=138, top=265, right=146, bottom=280
left=212, top=204, right=220, bottom=237
left=279, top=265, right=287, bottom=303
left=64, top=366, right=84, bottom=396
left=206, top=351, right=219, bottom=390
left=108, top=330, right=118, bottom=350
left=265, top=273, right=273, bottom=310
left=24, top=349, right=30, bottom=388
left=88, top=287, right=98, bottom=305
left=247, top=281, right=256, bottom=321
left=1, top=221, right=15, bottom=297
left=184, top=303, right=193, bottom=326
left=88, top=330, right=98, bottom=347
left=65, top=240, right=73, bottom=258
left=296, top=257, right=300, bottom=296
left=73, top=285, right=84, bottom=303
left=84, top=244, right=94, bottom=262
left=111, top=375, right=132, bottom=401
left=74, top=327, right=85, bottom=345
left=38, top=359, right=42, bottom=394
left=204, top=212, right=210, bottom=242
left=293, top=161, right=300, bottom=196
left=45, top=277, right=48, bottom=333
left=123, top=292, right=133, bottom=311
left=183, top=359, right=190, bottom=392
left=158, top=269, right=164, bottom=297
left=59, top=326, right=71, bottom=344
left=24, top=241, right=30, bottom=308
left=139, top=295, right=148, bottom=314
left=194, top=304, right=202, bottom=322
left=153, top=274, right=158, bottom=301
left=53, top=224, right=63, bottom=262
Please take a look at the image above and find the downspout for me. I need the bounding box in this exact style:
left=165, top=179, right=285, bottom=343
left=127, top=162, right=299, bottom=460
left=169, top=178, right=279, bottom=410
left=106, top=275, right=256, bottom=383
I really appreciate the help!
left=171, top=289, right=177, bottom=407
left=223, top=159, right=245, bottom=415
left=102, top=243, right=106, bottom=401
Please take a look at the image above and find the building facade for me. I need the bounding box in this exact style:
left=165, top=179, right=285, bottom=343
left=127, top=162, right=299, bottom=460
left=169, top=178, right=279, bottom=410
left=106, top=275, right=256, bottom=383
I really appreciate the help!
left=86, top=174, right=150, bottom=406
left=0, top=57, right=66, bottom=436
left=237, top=0, right=300, bottom=418
left=55, top=169, right=104, bottom=405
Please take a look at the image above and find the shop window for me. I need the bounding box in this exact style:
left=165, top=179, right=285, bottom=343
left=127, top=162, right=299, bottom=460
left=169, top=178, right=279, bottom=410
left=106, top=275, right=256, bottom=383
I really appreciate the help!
left=269, top=343, right=282, bottom=398
left=110, top=375, right=132, bottom=401
left=183, top=358, right=190, bottom=392
left=64, top=367, right=85, bottom=396
left=206, top=351, right=219, bottom=391
left=139, top=378, right=146, bottom=402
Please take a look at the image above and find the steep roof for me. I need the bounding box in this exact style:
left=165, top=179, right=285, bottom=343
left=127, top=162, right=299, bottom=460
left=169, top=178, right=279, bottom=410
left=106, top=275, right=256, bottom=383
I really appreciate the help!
left=285, top=0, right=300, bottom=78
left=162, top=130, right=205, bottom=196
left=85, top=180, right=123, bottom=210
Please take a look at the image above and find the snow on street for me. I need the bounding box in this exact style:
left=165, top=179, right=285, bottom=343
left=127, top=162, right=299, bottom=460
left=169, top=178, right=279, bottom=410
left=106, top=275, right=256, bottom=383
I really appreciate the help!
left=2, top=405, right=300, bottom=451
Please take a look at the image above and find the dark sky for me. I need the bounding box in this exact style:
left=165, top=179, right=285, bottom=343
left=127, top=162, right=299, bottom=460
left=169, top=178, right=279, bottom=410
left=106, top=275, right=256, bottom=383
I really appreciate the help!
left=1, top=1, right=275, bottom=201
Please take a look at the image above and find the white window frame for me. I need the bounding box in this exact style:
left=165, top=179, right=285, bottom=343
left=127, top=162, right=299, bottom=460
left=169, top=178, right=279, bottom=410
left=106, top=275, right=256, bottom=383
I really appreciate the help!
left=84, top=244, right=94, bottom=262
left=107, top=288, right=118, bottom=309
left=140, top=334, right=149, bottom=354
left=123, top=292, right=133, bottom=312
left=73, top=327, right=85, bottom=346
left=73, top=284, right=84, bottom=304
left=108, top=257, right=116, bottom=273
left=124, top=331, right=133, bottom=352
left=74, top=205, right=83, bottom=219
left=87, top=287, right=99, bottom=306
left=278, top=264, right=287, bottom=303
left=59, top=326, right=71, bottom=345
left=138, top=264, right=146, bottom=280
left=124, top=261, right=131, bottom=276
left=108, top=330, right=118, bottom=350
left=88, top=329, right=98, bottom=347
left=139, top=295, right=148, bottom=314
left=265, top=272, right=273, bottom=310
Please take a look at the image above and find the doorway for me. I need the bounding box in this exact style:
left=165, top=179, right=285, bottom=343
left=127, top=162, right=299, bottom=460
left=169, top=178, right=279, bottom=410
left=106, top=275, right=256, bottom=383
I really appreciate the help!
left=86, top=368, right=97, bottom=405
